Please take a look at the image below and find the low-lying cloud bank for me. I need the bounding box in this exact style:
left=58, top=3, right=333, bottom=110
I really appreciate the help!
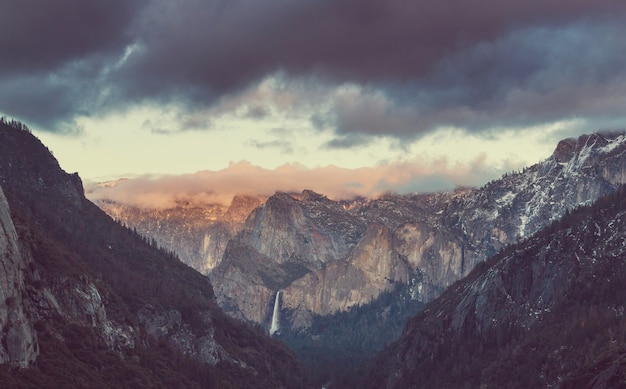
left=85, top=157, right=508, bottom=209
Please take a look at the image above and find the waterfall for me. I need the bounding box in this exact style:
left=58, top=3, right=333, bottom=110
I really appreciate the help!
left=269, top=291, right=281, bottom=336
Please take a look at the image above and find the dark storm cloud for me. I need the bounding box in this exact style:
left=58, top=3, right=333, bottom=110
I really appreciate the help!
left=0, top=75, right=80, bottom=131
left=0, top=0, right=146, bottom=131
left=327, top=18, right=626, bottom=141
left=0, top=0, right=145, bottom=75
left=121, top=0, right=626, bottom=99
left=2, top=0, right=626, bottom=136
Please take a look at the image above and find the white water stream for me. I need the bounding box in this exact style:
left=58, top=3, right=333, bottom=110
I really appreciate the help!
left=269, top=291, right=281, bottom=336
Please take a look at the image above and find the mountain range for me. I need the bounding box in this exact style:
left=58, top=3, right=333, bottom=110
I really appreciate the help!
left=95, top=132, right=626, bottom=334
left=96, top=194, right=263, bottom=275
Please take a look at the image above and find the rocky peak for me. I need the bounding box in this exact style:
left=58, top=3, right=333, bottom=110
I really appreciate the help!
left=552, top=137, right=578, bottom=164
left=301, top=189, right=328, bottom=202
left=225, top=194, right=265, bottom=223
left=552, top=132, right=621, bottom=165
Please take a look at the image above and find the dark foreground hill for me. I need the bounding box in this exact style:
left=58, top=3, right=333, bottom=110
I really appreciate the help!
left=354, top=185, right=626, bottom=389
left=0, top=119, right=306, bottom=388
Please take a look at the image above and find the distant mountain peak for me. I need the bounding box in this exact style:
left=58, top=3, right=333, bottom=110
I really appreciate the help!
left=552, top=131, right=625, bottom=165
left=301, top=189, right=328, bottom=202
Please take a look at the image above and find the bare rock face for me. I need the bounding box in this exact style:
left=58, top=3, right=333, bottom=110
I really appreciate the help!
left=238, top=191, right=365, bottom=270
left=137, top=304, right=226, bottom=365
left=95, top=194, right=264, bottom=275
left=199, top=195, right=265, bottom=273
left=211, top=191, right=368, bottom=323
left=32, top=275, right=137, bottom=353
left=283, top=225, right=412, bottom=323
left=0, top=186, right=38, bottom=367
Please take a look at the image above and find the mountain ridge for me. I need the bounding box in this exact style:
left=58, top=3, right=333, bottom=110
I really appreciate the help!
left=0, top=120, right=306, bottom=388
left=357, top=184, right=626, bottom=388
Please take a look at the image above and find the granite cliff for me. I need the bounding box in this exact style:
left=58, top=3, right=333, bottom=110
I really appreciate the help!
left=96, top=194, right=263, bottom=275
left=0, top=186, right=37, bottom=368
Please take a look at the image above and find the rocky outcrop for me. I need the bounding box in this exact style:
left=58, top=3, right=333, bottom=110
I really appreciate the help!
left=0, top=186, right=37, bottom=368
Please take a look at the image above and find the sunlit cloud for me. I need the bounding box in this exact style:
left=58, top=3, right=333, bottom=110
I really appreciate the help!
left=85, top=149, right=524, bottom=209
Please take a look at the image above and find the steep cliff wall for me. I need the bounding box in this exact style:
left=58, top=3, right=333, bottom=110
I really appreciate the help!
left=0, top=186, right=37, bottom=368
left=283, top=225, right=411, bottom=321
left=96, top=194, right=263, bottom=275
left=238, top=191, right=365, bottom=270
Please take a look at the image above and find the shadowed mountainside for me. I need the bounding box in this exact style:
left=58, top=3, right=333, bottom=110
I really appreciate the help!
left=355, top=185, right=626, bottom=389
left=0, top=119, right=307, bottom=388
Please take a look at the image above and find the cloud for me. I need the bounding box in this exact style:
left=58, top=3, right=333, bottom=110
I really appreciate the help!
left=0, top=0, right=146, bottom=132
left=246, top=139, right=294, bottom=154
left=0, top=0, right=145, bottom=76
left=0, top=75, right=85, bottom=133
left=2, top=0, right=625, bottom=142
left=85, top=156, right=508, bottom=209
left=119, top=0, right=626, bottom=97
left=312, top=18, right=626, bottom=143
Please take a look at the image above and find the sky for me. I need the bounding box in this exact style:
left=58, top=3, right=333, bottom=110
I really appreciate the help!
left=1, top=1, right=626, bottom=207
